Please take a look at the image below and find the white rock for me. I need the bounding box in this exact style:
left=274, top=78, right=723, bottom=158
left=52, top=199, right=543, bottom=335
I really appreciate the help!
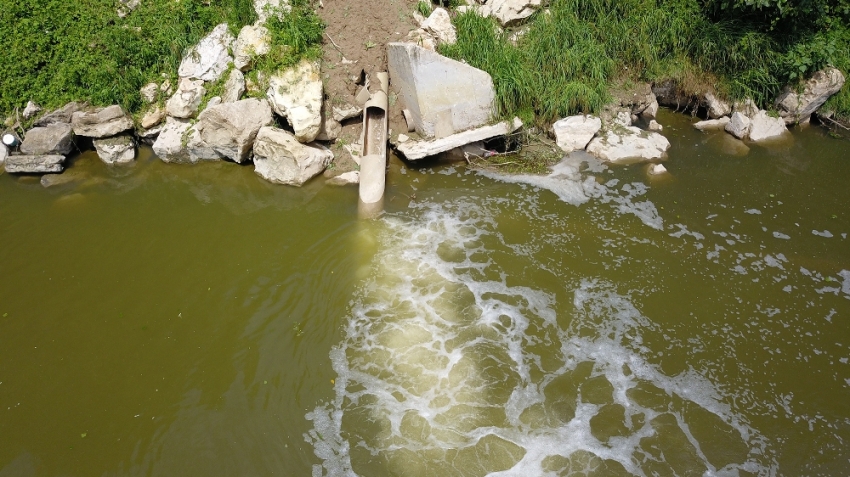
left=724, top=112, right=751, bottom=140
left=140, top=82, right=159, bottom=103
left=266, top=60, right=323, bottom=143
left=327, top=171, right=360, bottom=186
left=71, top=105, right=134, bottom=138
left=694, top=117, right=730, bottom=131
left=316, top=114, right=342, bottom=141
left=233, top=24, right=271, bottom=71
left=141, top=106, right=165, bottom=129
left=641, top=99, right=659, bottom=119
left=406, top=28, right=438, bottom=51
left=196, top=98, right=274, bottom=162
left=551, top=115, right=601, bottom=153
left=483, top=0, right=542, bottom=26
left=22, top=101, right=42, bottom=119
left=776, top=67, right=845, bottom=124
left=748, top=110, right=788, bottom=142
left=185, top=124, right=221, bottom=162
left=613, top=111, right=632, bottom=127
left=397, top=134, right=409, bottom=143
left=152, top=117, right=192, bottom=163
left=388, top=43, right=495, bottom=139
left=396, top=118, right=523, bottom=160
left=177, top=23, right=235, bottom=82
left=93, top=134, right=135, bottom=164
left=206, top=97, right=222, bottom=109
left=586, top=126, right=670, bottom=163
left=253, top=126, right=333, bottom=186
left=704, top=92, right=731, bottom=119
left=649, top=163, right=667, bottom=175
left=222, top=69, right=246, bottom=103
left=421, top=8, right=456, bottom=45
left=0, top=143, right=8, bottom=166
left=332, top=103, right=363, bottom=122
left=254, top=0, right=288, bottom=23
left=166, top=78, right=206, bottom=119
left=648, top=120, right=663, bottom=131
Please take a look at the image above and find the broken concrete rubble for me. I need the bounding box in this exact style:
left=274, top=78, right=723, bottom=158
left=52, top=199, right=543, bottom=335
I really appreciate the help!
left=388, top=43, right=496, bottom=139
left=395, top=118, right=523, bottom=161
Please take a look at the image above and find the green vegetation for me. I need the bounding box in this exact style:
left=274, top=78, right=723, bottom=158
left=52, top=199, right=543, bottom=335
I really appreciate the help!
left=441, top=0, right=850, bottom=125
left=0, top=0, right=325, bottom=119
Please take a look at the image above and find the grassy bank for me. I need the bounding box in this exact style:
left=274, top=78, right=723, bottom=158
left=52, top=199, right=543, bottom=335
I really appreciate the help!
left=440, top=0, right=850, bottom=126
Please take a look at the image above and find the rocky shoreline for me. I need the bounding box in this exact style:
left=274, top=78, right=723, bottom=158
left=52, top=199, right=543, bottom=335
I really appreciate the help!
left=1, top=0, right=846, bottom=186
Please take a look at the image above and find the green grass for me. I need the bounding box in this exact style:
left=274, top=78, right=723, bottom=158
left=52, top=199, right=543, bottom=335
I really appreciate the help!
left=0, top=0, right=325, bottom=120
left=441, top=0, right=850, bottom=124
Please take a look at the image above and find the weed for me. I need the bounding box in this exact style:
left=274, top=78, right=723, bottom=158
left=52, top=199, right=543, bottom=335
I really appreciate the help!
left=416, top=1, right=432, bottom=16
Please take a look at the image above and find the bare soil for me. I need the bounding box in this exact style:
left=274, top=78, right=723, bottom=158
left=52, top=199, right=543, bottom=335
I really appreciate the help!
left=316, top=0, right=420, bottom=174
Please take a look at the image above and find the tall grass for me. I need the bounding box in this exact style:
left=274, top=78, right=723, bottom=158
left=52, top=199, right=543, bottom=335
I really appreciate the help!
left=442, top=0, right=850, bottom=123
left=0, top=0, right=259, bottom=116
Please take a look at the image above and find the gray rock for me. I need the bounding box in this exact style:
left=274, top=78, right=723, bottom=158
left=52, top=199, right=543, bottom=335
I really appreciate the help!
left=648, top=120, right=663, bottom=131
left=117, top=0, right=140, bottom=17
left=586, top=126, right=670, bottom=163
left=196, top=98, right=274, bottom=162
left=776, top=67, right=845, bottom=124
left=222, top=69, right=246, bottom=103
left=551, top=115, right=601, bottom=153
left=641, top=99, right=659, bottom=119
left=178, top=23, right=235, bottom=82
left=388, top=43, right=495, bottom=139
left=34, top=102, right=82, bottom=127
left=233, top=24, right=271, bottom=71
left=253, top=126, right=333, bottom=186
left=71, top=105, right=134, bottom=138
left=185, top=124, right=222, bottom=162
left=152, top=117, right=192, bottom=163
left=140, top=82, right=159, bottom=103
left=4, top=155, right=65, bottom=174
left=694, top=117, right=730, bottom=131
left=266, top=60, right=323, bottom=143
left=724, top=112, right=751, bottom=140
left=748, top=110, right=788, bottom=142
left=652, top=80, right=693, bottom=109
left=0, top=143, right=8, bottom=166
left=22, top=101, right=42, bottom=119
left=704, top=92, right=731, bottom=119
left=482, top=0, right=543, bottom=26
left=93, top=134, right=135, bottom=164
left=732, top=98, right=759, bottom=117
left=326, top=171, right=360, bottom=186
left=166, top=78, right=206, bottom=119
left=316, top=110, right=342, bottom=141
left=421, top=8, right=456, bottom=44
left=332, top=103, right=363, bottom=122
left=20, top=123, right=75, bottom=155
left=41, top=173, right=82, bottom=188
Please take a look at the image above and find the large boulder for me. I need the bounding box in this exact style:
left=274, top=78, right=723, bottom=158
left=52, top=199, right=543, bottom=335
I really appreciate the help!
left=152, top=117, right=192, bottom=163
left=4, top=155, right=65, bottom=174
left=724, top=112, right=751, bottom=140
left=178, top=23, right=235, bottom=82
left=185, top=124, right=222, bottom=162
left=71, top=105, right=134, bottom=138
left=233, top=24, right=271, bottom=71
left=552, top=115, right=601, bottom=153
left=586, top=126, right=670, bottom=163
left=253, top=126, right=333, bottom=186
left=388, top=43, right=495, bottom=139
left=483, top=0, right=543, bottom=26
left=221, top=69, right=246, bottom=103
left=166, top=78, right=206, bottom=119
left=93, top=134, right=135, bottom=164
left=195, top=98, right=274, bottom=162
left=704, top=92, right=731, bottom=119
left=421, top=8, right=456, bottom=45
left=266, top=60, right=323, bottom=143
left=748, top=110, right=788, bottom=142
left=20, top=123, right=75, bottom=156
left=776, top=67, right=845, bottom=124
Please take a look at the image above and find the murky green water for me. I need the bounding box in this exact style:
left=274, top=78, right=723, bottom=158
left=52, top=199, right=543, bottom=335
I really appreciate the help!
left=1, top=111, right=849, bottom=476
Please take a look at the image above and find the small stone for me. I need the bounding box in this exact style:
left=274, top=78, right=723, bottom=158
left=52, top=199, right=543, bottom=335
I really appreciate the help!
left=648, top=120, right=663, bottom=131
left=140, top=83, right=159, bottom=103
left=648, top=163, right=667, bottom=175
left=22, top=101, right=42, bottom=119
left=326, top=171, right=360, bottom=186
left=397, top=134, right=409, bottom=143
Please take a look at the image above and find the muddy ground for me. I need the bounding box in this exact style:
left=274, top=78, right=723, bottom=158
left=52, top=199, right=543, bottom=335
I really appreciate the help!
left=316, top=0, right=420, bottom=175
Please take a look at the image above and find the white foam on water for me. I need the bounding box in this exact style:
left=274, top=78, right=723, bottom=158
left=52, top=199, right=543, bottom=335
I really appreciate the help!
left=478, top=156, right=664, bottom=230
left=305, top=200, right=774, bottom=477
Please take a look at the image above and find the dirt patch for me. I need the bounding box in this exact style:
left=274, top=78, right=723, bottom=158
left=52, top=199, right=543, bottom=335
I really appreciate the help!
left=317, top=0, right=419, bottom=174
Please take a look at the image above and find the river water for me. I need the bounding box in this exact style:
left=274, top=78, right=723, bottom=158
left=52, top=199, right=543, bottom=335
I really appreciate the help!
left=1, top=111, right=848, bottom=476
